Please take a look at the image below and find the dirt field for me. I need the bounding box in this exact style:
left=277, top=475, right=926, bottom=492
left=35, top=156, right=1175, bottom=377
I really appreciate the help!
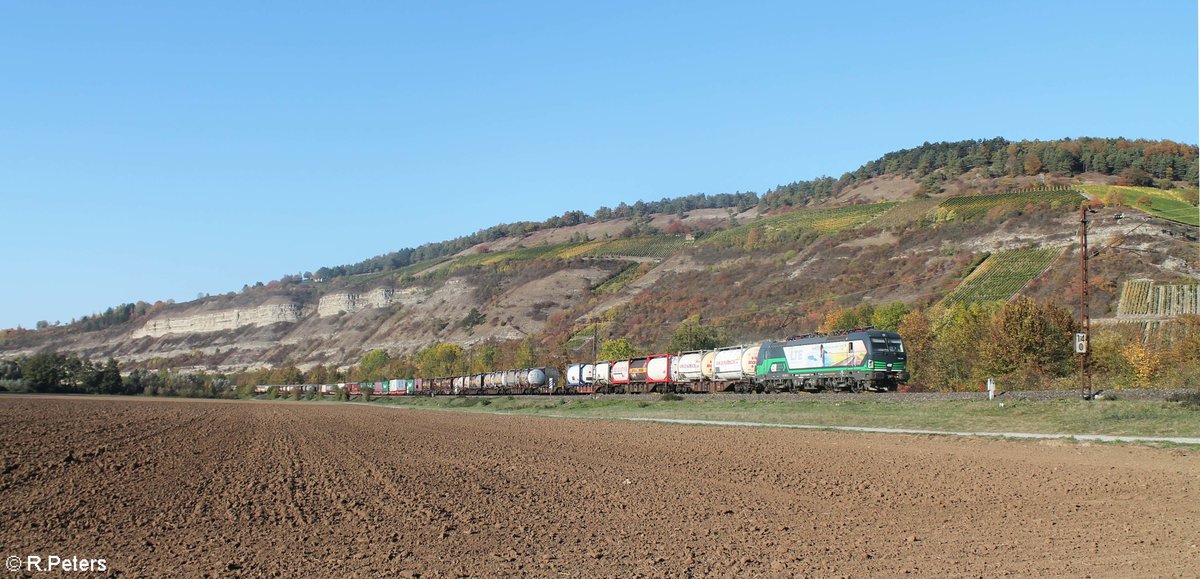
left=1, top=397, right=1197, bottom=576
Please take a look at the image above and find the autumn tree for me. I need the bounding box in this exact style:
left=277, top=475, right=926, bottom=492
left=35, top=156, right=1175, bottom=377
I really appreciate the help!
left=820, top=303, right=874, bottom=333
left=667, top=315, right=728, bottom=352
left=357, top=349, right=391, bottom=382
left=665, top=219, right=689, bottom=236
left=513, top=338, right=538, bottom=368
left=980, top=297, right=1075, bottom=380
left=897, top=308, right=934, bottom=385
left=1023, top=152, right=1042, bottom=175
left=1121, top=342, right=1161, bottom=388
left=268, top=365, right=303, bottom=385
left=415, top=342, right=464, bottom=377
left=744, top=226, right=764, bottom=250
left=598, top=338, right=641, bottom=360
left=870, top=302, right=910, bottom=332
left=1119, top=166, right=1153, bottom=187
left=926, top=303, right=995, bottom=391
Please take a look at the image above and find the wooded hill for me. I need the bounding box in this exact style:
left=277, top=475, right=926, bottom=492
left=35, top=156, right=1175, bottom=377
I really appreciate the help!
left=1, top=137, right=1196, bottom=393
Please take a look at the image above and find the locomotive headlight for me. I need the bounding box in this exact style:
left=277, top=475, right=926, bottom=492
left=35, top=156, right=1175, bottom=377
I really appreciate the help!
left=887, top=363, right=893, bottom=369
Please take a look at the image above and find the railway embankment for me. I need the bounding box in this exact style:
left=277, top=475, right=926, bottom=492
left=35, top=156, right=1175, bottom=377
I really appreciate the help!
left=367, top=388, right=1200, bottom=444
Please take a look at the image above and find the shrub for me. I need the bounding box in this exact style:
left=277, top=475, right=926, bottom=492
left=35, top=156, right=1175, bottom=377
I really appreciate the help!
left=1122, top=342, right=1162, bottom=388
left=0, top=379, right=27, bottom=392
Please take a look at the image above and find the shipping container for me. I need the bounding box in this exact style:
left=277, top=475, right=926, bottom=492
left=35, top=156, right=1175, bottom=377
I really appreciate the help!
left=701, top=351, right=717, bottom=379
left=646, top=354, right=671, bottom=383
left=566, top=364, right=583, bottom=387
left=528, top=368, right=547, bottom=387
left=503, top=370, right=520, bottom=389
left=581, top=364, right=595, bottom=384
left=713, top=347, right=745, bottom=380
left=677, top=352, right=705, bottom=381
left=594, top=362, right=612, bottom=385
left=629, top=358, right=648, bottom=382
left=611, top=360, right=630, bottom=384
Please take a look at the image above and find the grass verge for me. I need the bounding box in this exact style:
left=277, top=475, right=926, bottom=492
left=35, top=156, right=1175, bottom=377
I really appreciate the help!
left=370, top=395, right=1200, bottom=441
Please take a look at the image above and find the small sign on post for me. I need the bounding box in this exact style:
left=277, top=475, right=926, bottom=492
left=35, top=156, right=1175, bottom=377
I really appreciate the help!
left=987, top=377, right=996, bottom=400
left=1075, top=332, right=1088, bottom=354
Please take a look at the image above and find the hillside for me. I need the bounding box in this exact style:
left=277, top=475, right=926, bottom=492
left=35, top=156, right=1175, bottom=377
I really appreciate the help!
left=1, top=138, right=1196, bottom=375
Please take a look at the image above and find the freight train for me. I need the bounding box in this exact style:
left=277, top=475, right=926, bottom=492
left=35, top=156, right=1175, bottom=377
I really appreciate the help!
left=256, top=329, right=907, bottom=397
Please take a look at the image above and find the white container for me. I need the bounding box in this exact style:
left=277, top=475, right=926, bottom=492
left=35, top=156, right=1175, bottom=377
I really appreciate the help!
left=647, top=356, right=671, bottom=382
left=528, top=368, right=547, bottom=387
left=677, top=353, right=704, bottom=381
left=701, top=351, right=717, bottom=379
left=713, top=347, right=745, bottom=380
left=595, top=362, right=611, bottom=385
left=611, top=360, right=630, bottom=383
left=740, top=343, right=762, bottom=378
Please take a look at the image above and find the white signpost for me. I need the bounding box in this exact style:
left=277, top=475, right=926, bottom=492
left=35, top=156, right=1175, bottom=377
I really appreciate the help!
left=1075, top=332, right=1088, bottom=354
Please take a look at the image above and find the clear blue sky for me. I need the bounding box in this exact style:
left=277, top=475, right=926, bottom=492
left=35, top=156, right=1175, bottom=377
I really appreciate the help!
left=1, top=1, right=1196, bottom=329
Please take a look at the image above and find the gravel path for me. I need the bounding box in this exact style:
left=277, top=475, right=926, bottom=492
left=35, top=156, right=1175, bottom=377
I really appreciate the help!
left=624, top=417, right=1200, bottom=445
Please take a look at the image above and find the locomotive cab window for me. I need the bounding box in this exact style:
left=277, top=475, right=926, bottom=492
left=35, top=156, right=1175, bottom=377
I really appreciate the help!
left=871, top=337, right=904, bottom=353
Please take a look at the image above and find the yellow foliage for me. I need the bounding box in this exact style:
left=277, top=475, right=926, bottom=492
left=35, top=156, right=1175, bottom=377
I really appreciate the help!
left=819, top=309, right=842, bottom=334
left=1120, top=342, right=1161, bottom=388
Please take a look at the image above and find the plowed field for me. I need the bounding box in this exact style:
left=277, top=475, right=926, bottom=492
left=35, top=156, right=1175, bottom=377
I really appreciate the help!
left=1, top=396, right=1197, bottom=576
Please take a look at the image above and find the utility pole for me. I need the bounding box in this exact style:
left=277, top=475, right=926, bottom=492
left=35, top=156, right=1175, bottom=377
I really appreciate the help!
left=1078, top=202, right=1093, bottom=400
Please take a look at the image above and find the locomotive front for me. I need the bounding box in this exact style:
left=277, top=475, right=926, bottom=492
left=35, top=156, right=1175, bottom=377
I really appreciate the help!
left=861, top=330, right=908, bottom=389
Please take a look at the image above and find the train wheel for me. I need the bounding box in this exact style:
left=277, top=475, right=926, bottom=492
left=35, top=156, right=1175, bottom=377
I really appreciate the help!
left=849, top=381, right=865, bottom=394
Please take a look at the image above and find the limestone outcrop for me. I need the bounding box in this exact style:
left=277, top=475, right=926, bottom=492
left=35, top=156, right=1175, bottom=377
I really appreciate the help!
left=132, top=302, right=307, bottom=339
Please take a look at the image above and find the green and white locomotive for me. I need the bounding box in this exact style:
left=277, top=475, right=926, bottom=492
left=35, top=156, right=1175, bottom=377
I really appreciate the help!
left=755, top=329, right=908, bottom=393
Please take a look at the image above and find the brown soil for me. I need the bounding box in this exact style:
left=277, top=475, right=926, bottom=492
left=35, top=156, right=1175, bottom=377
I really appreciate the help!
left=1, top=396, right=1197, bottom=577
